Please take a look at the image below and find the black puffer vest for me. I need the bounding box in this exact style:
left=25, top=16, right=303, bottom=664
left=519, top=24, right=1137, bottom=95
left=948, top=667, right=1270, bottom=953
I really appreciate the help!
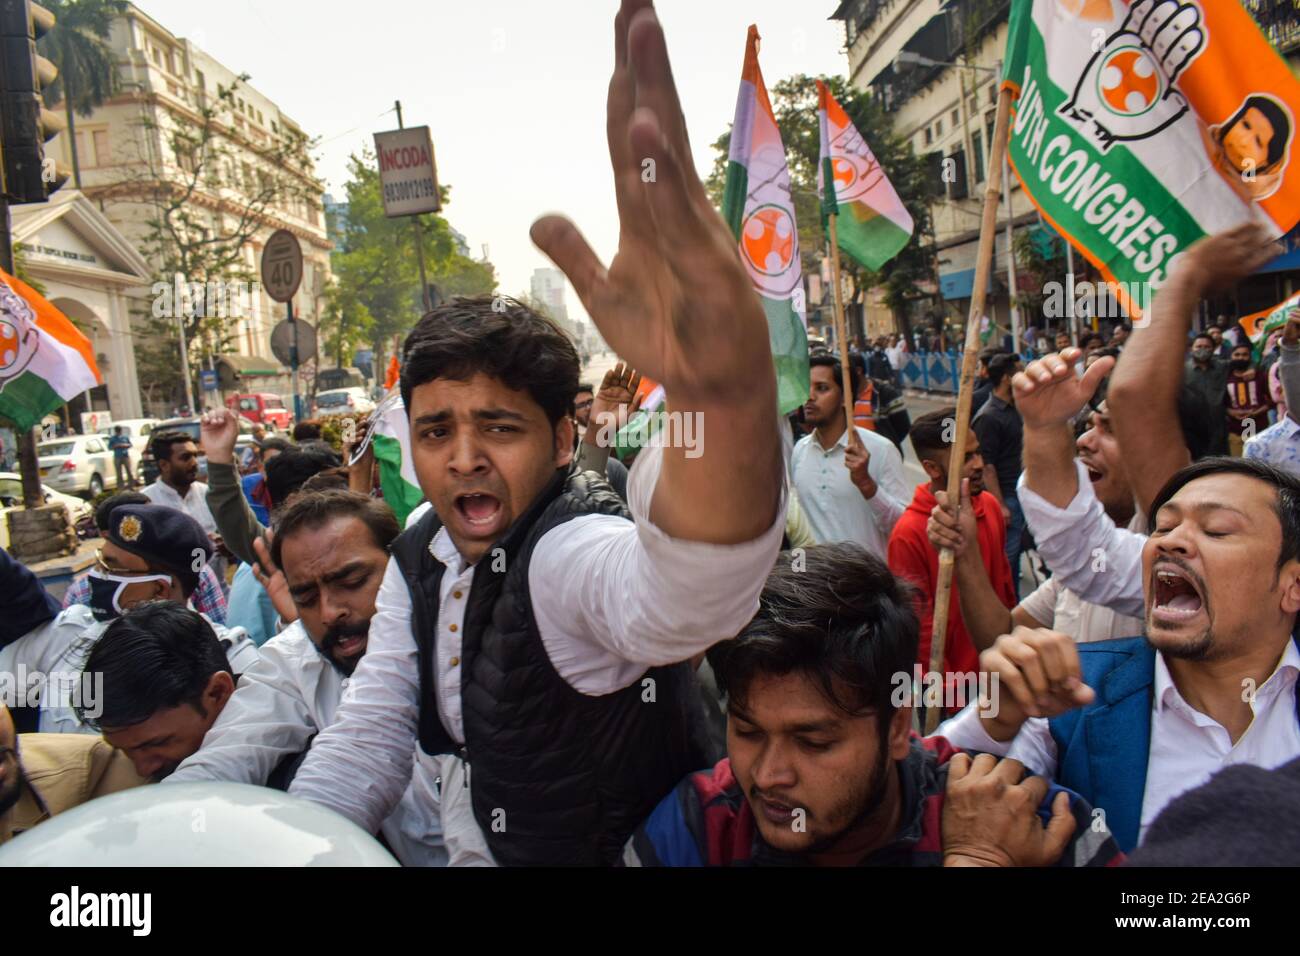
left=390, top=466, right=711, bottom=866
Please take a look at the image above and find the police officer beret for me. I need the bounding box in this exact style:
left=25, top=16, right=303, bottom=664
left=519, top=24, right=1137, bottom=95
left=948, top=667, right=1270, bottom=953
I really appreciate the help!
left=104, top=504, right=213, bottom=594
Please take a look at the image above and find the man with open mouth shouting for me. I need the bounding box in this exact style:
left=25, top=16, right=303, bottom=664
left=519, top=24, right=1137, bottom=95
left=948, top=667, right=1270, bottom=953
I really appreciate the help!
left=940, top=455, right=1300, bottom=852
left=288, top=0, right=786, bottom=865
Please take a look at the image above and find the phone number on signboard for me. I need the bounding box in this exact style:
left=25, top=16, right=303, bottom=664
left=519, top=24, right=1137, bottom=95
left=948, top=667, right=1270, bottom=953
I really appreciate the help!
left=384, top=178, right=437, bottom=203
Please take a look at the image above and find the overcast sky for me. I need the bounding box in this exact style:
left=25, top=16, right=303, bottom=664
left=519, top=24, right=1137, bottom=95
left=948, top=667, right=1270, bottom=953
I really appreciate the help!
left=134, top=1, right=849, bottom=327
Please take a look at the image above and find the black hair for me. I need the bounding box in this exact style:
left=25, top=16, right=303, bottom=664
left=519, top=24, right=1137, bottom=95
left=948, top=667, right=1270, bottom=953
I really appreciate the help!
left=575, top=383, right=595, bottom=396
left=977, top=346, right=1005, bottom=369
left=94, top=491, right=149, bottom=535
left=1083, top=332, right=1106, bottom=348
left=258, top=436, right=292, bottom=459
left=149, top=430, right=194, bottom=464
left=76, top=601, right=231, bottom=731
left=264, top=444, right=342, bottom=507
left=808, top=351, right=861, bottom=402
left=1192, top=332, right=1215, bottom=346
left=1148, top=457, right=1300, bottom=573
left=270, top=489, right=400, bottom=570
left=1223, top=95, right=1292, bottom=170
left=707, top=543, right=918, bottom=740
left=296, top=468, right=350, bottom=496
left=909, top=406, right=957, bottom=462
left=292, top=420, right=323, bottom=442
left=987, top=352, right=1019, bottom=389
left=400, top=295, right=579, bottom=427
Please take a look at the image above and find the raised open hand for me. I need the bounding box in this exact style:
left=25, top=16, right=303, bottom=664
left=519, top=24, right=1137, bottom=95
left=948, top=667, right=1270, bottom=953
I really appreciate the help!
left=529, top=0, right=773, bottom=407
left=1013, top=348, right=1114, bottom=430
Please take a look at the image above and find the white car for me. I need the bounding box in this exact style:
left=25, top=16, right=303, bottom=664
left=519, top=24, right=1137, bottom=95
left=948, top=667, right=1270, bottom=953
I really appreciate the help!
left=99, top=418, right=159, bottom=474
left=313, top=387, right=376, bottom=417
left=0, top=472, right=93, bottom=550
left=37, top=435, right=120, bottom=497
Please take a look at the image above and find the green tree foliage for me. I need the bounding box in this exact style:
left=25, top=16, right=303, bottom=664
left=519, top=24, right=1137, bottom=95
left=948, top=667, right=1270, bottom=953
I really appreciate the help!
left=327, top=148, right=496, bottom=373
left=38, top=0, right=128, bottom=187
left=706, top=74, right=935, bottom=342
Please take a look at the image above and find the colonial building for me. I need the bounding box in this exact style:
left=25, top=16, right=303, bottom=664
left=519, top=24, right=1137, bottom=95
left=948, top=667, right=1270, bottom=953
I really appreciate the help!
left=49, top=2, right=333, bottom=416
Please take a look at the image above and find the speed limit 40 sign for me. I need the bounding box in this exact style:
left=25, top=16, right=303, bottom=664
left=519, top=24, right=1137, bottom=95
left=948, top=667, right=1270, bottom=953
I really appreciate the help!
left=261, top=229, right=303, bottom=303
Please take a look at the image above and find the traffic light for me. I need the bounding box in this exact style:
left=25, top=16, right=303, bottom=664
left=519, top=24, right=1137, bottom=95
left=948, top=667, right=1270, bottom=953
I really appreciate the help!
left=0, top=0, right=65, bottom=204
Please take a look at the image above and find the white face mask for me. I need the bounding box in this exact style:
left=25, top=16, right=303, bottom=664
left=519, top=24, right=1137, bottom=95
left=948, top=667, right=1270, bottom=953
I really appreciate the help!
left=86, top=567, right=174, bottom=621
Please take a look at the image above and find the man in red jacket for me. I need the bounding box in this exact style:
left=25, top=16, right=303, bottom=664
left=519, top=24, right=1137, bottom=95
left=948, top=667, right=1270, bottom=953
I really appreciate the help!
left=887, top=407, right=1015, bottom=710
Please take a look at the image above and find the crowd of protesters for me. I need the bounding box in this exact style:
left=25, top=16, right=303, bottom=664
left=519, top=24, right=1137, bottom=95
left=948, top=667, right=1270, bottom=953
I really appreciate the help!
left=2, top=2, right=1299, bottom=868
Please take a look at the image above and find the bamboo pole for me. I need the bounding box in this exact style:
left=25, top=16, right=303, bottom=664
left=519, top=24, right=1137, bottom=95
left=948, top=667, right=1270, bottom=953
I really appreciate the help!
left=924, top=84, right=1016, bottom=735
left=827, top=213, right=858, bottom=434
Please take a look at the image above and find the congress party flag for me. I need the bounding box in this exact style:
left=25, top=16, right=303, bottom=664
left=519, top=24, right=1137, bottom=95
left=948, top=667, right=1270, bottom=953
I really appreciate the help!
left=1003, top=0, right=1300, bottom=320
left=816, top=80, right=915, bottom=271
left=1239, top=290, right=1300, bottom=359
left=721, top=25, right=809, bottom=416
left=0, top=268, right=100, bottom=431
left=352, top=390, right=424, bottom=527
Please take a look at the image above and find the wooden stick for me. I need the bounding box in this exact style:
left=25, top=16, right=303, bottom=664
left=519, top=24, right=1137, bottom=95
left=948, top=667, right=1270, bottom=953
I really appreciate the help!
left=827, top=213, right=857, bottom=434
left=924, top=85, right=1015, bottom=735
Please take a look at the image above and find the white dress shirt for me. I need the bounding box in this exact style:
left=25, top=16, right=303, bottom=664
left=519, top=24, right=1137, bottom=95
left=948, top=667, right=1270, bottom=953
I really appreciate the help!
left=168, top=621, right=446, bottom=866
left=1017, top=573, right=1146, bottom=643
left=791, top=425, right=908, bottom=557
left=0, top=605, right=258, bottom=734
left=1017, top=459, right=1147, bottom=619
left=938, top=639, right=1300, bottom=844
left=289, top=444, right=786, bottom=864
left=142, top=479, right=217, bottom=535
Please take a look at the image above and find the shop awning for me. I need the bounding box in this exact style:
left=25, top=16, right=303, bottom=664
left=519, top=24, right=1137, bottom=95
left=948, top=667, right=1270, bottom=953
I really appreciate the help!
left=217, top=354, right=285, bottom=387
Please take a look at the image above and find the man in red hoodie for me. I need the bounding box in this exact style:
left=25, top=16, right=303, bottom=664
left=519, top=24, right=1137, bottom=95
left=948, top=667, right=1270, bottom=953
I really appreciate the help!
left=887, top=407, right=1015, bottom=709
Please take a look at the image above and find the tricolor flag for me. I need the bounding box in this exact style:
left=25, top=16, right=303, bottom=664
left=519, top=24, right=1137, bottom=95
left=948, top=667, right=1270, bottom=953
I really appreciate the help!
left=353, top=391, right=424, bottom=527
left=721, top=25, right=809, bottom=416
left=817, top=80, right=915, bottom=271
left=0, top=268, right=100, bottom=431
left=1003, top=0, right=1300, bottom=320
left=1239, top=291, right=1300, bottom=358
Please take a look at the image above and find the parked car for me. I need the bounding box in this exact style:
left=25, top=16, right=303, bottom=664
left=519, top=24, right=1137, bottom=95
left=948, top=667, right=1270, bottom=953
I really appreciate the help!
left=36, top=435, right=120, bottom=497
left=0, top=472, right=94, bottom=550
left=312, top=387, right=375, bottom=417
left=226, top=393, right=291, bottom=431
left=139, top=415, right=258, bottom=486
left=98, top=417, right=159, bottom=475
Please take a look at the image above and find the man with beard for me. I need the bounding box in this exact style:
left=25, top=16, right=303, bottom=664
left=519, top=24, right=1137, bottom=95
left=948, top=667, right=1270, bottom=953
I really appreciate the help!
left=939, top=457, right=1300, bottom=852
left=73, top=602, right=238, bottom=782
left=167, top=490, right=446, bottom=865
left=621, top=543, right=1122, bottom=867
left=888, top=408, right=1011, bottom=710
left=792, top=353, right=909, bottom=555
left=288, top=0, right=788, bottom=867
left=0, top=702, right=144, bottom=845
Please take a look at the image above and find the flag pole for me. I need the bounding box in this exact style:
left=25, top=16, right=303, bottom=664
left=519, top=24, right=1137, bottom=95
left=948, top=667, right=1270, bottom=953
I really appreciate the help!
left=924, top=84, right=1015, bottom=734
left=827, top=213, right=857, bottom=433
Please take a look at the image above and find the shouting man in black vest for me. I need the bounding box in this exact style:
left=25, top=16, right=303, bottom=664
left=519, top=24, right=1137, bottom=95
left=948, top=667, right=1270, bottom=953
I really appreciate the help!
left=289, top=0, right=785, bottom=865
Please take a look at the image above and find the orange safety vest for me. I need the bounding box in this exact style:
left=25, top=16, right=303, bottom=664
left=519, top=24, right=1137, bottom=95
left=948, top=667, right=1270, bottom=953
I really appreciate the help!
left=854, top=381, right=877, bottom=431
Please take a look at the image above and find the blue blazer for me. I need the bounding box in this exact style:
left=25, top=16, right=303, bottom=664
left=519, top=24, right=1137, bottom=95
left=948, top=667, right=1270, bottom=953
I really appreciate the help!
left=1049, top=635, right=1300, bottom=853
left=1049, top=638, right=1155, bottom=853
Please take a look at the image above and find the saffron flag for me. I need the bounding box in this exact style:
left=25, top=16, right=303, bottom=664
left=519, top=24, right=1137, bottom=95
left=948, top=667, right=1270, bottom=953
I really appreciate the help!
left=817, top=80, right=915, bottom=271
left=1003, top=0, right=1300, bottom=320
left=721, top=25, right=809, bottom=416
left=0, top=268, right=100, bottom=431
